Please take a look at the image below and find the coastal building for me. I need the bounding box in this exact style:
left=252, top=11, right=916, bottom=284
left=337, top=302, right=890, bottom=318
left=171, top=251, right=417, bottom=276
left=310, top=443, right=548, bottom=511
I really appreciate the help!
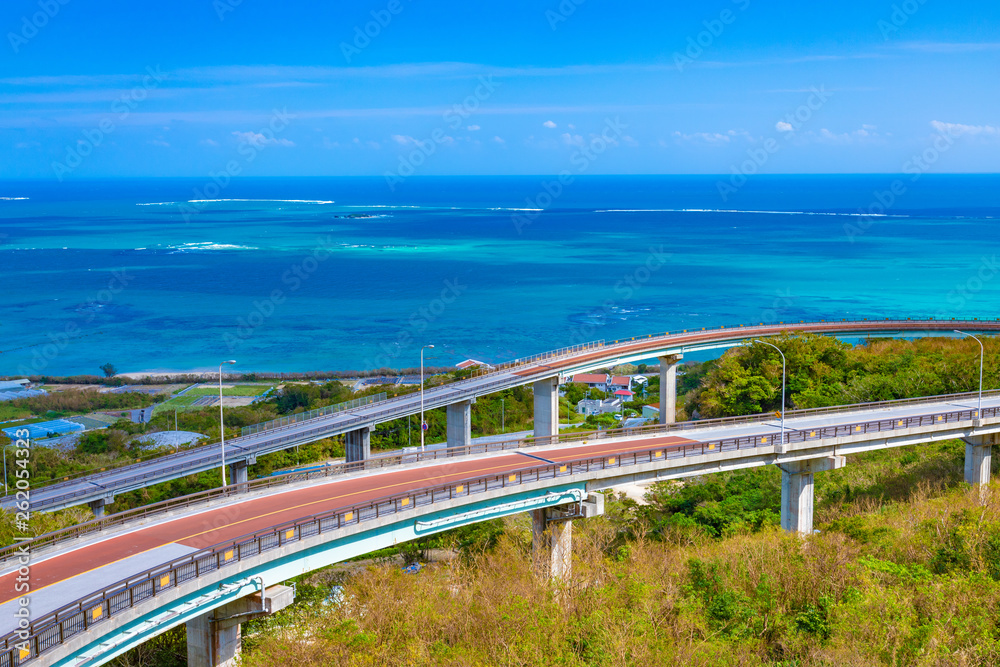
left=577, top=397, right=622, bottom=416
left=642, top=405, right=660, bottom=419
left=456, top=359, right=492, bottom=371
left=608, top=376, right=632, bottom=392
left=571, top=373, right=609, bottom=391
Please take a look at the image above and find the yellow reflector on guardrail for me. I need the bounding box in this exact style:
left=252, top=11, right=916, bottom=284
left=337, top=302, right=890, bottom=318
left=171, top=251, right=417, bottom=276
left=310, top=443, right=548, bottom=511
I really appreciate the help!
left=855, top=426, right=861, bottom=432
left=401, top=498, right=409, bottom=507
left=937, top=416, right=943, bottom=421
left=91, top=605, right=102, bottom=621
left=761, top=437, right=768, bottom=444
left=654, top=451, right=663, bottom=458
left=345, top=512, right=353, bottom=522
left=559, top=465, right=567, bottom=473
left=286, top=529, right=294, bottom=539
left=224, top=550, right=233, bottom=561
left=19, top=648, right=29, bottom=660
left=898, top=420, right=904, bottom=426
left=509, top=474, right=516, bottom=482
left=608, top=457, right=615, bottom=465
left=160, top=575, right=170, bottom=588
left=708, top=444, right=715, bottom=450
left=456, top=485, right=463, bottom=493
left=810, top=431, right=816, bottom=437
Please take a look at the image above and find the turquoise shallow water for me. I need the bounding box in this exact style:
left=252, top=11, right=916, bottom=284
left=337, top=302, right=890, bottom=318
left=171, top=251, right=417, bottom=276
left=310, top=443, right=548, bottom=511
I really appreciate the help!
left=1, top=175, right=998, bottom=376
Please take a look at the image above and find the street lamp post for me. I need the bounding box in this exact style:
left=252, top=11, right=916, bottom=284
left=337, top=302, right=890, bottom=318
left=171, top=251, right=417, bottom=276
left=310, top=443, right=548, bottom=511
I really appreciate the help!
left=753, top=339, right=786, bottom=451
left=420, top=345, right=434, bottom=452
left=219, top=360, right=236, bottom=486
left=955, top=330, right=985, bottom=418
left=501, top=398, right=505, bottom=434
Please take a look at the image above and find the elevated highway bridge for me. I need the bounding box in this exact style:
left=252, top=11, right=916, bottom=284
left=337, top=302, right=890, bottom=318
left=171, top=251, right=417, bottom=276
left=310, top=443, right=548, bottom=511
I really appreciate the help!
left=3, top=382, right=1000, bottom=665
left=4, top=318, right=999, bottom=517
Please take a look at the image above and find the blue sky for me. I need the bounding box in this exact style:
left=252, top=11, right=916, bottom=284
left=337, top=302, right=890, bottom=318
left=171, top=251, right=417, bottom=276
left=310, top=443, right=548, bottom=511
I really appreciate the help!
left=1, top=0, right=998, bottom=178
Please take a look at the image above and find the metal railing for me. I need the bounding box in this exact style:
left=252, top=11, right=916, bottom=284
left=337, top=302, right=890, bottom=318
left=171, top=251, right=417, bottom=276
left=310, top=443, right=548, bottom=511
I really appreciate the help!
left=4, top=392, right=998, bottom=665
left=4, top=385, right=998, bottom=565
left=7, top=319, right=1000, bottom=511
left=241, top=393, right=387, bottom=436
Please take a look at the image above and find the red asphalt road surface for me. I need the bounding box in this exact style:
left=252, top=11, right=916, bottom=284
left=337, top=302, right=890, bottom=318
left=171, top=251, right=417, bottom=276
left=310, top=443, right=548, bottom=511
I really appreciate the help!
left=0, top=435, right=697, bottom=607
left=512, top=321, right=1000, bottom=378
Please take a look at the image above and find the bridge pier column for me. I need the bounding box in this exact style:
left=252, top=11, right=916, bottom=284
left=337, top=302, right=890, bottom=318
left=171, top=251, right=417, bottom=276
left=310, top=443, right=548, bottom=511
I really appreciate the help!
left=658, top=354, right=683, bottom=424
left=88, top=499, right=106, bottom=518
left=229, top=460, right=248, bottom=486
left=187, top=585, right=294, bottom=667
left=779, top=456, right=845, bottom=536
left=446, top=400, right=473, bottom=454
left=345, top=427, right=371, bottom=463
left=533, top=377, right=560, bottom=441
left=531, top=493, right=604, bottom=581
left=963, top=435, right=994, bottom=488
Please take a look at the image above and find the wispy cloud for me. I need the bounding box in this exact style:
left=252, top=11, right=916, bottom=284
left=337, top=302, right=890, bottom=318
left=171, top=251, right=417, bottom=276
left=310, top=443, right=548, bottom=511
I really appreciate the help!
left=931, top=120, right=1000, bottom=139
left=896, top=41, right=1000, bottom=53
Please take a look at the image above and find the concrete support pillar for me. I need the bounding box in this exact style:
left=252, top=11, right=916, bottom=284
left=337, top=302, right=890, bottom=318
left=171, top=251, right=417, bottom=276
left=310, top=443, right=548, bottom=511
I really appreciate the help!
left=88, top=498, right=106, bottom=518
left=533, top=377, right=560, bottom=441
left=187, top=610, right=241, bottom=667
left=550, top=520, right=572, bottom=580
left=963, top=435, right=994, bottom=486
left=345, top=426, right=371, bottom=463
left=780, top=463, right=814, bottom=536
left=530, top=494, right=604, bottom=581
left=658, top=354, right=683, bottom=424
left=446, top=400, right=473, bottom=453
left=187, top=585, right=294, bottom=667
left=229, top=460, right=248, bottom=485
left=779, top=456, right=845, bottom=535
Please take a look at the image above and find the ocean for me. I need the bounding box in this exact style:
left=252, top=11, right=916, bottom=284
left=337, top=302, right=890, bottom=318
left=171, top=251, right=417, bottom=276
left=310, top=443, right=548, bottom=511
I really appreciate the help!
left=1, top=175, right=998, bottom=377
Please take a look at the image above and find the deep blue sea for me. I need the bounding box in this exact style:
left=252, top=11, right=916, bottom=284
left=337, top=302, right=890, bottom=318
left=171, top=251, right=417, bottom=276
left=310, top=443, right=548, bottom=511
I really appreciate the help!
left=1, top=175, right=998, bottom=377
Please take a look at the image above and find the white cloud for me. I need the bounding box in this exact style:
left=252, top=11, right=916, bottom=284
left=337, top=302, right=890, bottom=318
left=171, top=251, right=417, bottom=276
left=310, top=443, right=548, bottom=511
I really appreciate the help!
left=493, top=136, right=505, bottom=144
left=467, top=124, right=481, bottom=131
left=560, top=132, right=584, bottom=147
left=199, top=138, right=219, bottom=147
left=931, top=120, right=1000, bottom=139
left=776, top=121, right=794, bottom=132
left=232, top=130, right=293, bottom=147
left=149, top=139, right=170, bottom=148
left=672, top=131, right=732, bottom=145
left=543, top=120, right=557, bottom=129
